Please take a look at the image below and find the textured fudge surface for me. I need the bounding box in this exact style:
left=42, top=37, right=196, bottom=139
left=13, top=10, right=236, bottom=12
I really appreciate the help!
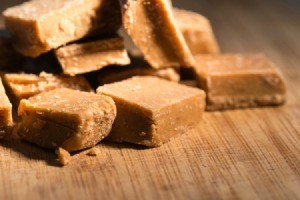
left=97, top=76, right=205, bottom=147
left=194, top=54, right=286, bottom=111
left=17, top=88, right=116, bottom=151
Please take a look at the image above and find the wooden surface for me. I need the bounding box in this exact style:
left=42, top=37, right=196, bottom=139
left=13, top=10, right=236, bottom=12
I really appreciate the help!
left=0, top=0, right=300, bottom=199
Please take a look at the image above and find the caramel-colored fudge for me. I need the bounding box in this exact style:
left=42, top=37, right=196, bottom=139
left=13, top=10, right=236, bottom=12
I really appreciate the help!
left=3, top=72, right=92, bottom=104
left=17, top=88, right=116, bottom=152
left=3, top=0, right=121, bottom=57
left=0, top=36, right=23, bottom=70
left=97, top=76, right=206, bottom=147
left=97, top=66, right=180, bottom=85
left=194, top=54, right=286, bottom=111
left=173, top=8, right=220, bottom=55
left=122, top=0, right=195, bottom=69
left=55, top=37, right=130, bottom=75
left=0, top=78, right=13, bottom=139
left=0, top=78, right=13, bottom=138
left=57, top=147, right=72, bottom=166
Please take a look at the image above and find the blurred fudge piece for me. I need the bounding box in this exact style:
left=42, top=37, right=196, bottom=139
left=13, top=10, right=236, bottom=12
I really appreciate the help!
left=97, top=76, right=205, bottom=147
left=121, top=0, right=195, bottom=69
left=3, top=72, right=92, bottom=105
left=194, top=54, right=286, bottom=111
left=17, top=88, right=116, bottom=152
left=55, top=37, right=130, bottom=75
left=173, top=8, right=220, bottom=55
left=3, top=0, right=121, bottom=57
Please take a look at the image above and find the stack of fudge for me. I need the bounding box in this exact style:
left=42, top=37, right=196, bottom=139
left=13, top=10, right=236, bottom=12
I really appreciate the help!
left=0, top=0, right=286, bottom=165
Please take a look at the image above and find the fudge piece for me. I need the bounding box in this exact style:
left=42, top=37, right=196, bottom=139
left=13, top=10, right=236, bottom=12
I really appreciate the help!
left=0, top=36, right=24, bottom=70
left=0, top=78, right=13, bottom=138
left=121, top=0, right=195, bottom=69
left=173, top=8, right=220, bottom=55
left=3, top=0, right=121, bottom=57
left=86, top=148, right=100, bottom=156
left=97, top=66, right=180, bottom=85
left=57, top=147, right=72, bottom=166
left=97, top=76, right=205, bottom=147
left=17, top=88, right=117, bottom=152
left=194, top=54, right=286, bottom=111
left=3, top=72, right=92, bottom=105
left=55, top=37, right=130, bottom=75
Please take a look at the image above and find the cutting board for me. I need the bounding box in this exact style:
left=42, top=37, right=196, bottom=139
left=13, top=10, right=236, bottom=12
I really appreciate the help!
left=0, top=0, right=299, bottom=199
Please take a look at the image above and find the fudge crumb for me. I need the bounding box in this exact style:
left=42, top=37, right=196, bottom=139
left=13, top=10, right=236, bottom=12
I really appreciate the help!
left=86, top=148, right=100, bottom=157
left=57, top=147, right=71, bottom=166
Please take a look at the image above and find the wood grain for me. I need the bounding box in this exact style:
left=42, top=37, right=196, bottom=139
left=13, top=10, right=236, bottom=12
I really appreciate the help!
left=0, top=0, right=300, bottom=199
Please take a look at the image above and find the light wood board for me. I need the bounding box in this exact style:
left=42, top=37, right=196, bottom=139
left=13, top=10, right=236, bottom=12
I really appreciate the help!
left=0, top=0, right=299, bottom=199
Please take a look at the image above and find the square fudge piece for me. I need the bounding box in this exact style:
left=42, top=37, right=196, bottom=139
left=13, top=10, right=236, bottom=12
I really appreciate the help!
left=97, top=76, right=206, bottom=147
left=3, top=0, right=121, bottom=57
left=194, top=54, right=286, bottom=111
left=3, top=72, right=92, bottom=105
left=121, top=0, right=195, bottom=69
left=17, top=88, right=116, bottom=152
left=55, top=37, right=130, bottom=75
left=0, top=78, right=13, bottom=138
left=173, top=8, right=220, bottom=55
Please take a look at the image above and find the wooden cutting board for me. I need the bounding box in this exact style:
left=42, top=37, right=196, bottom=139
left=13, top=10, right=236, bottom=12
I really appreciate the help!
left=0, top=0, right=299, bottom=199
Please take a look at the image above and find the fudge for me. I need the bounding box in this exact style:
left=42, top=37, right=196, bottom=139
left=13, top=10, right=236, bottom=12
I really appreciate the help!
left=97, top=66, right=180, bottom=85
left=86, top=148, right=100, bottom=156
left=121, top=0, right=195, bottom=69
left=57, top=147, right=72, bottom=166
left=3, top=0, right=121, bottom=57
left=173, top=8, right=220, bottom=55
left=3, top=72, right=92, bottom=105
left=97, top=76, right=206, bottom=147
left=194, top=54, right=286, bottom=111
left=17, top=88, right=117, bottom=152
left=0, top=36, right=24, bottom=70
left=0, top=78, right=13, bottom=138
left=55, top=37, right=130, bottom=75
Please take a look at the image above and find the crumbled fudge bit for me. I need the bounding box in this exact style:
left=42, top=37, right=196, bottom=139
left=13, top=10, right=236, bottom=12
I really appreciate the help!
left=86, top=148, right=100, bottom=157
left=194, top=54, right=286, bottom=111
left=97, top=76, right=206, bottom=147
left=55, top=37, right=130, bottom=75
left=173, top=8, right=220, bottom=55
left=17, top=88, right=116, bottom=152
left=57, top=147, right=72, bottom=166
left=4, top=0, right=121, bottom=57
